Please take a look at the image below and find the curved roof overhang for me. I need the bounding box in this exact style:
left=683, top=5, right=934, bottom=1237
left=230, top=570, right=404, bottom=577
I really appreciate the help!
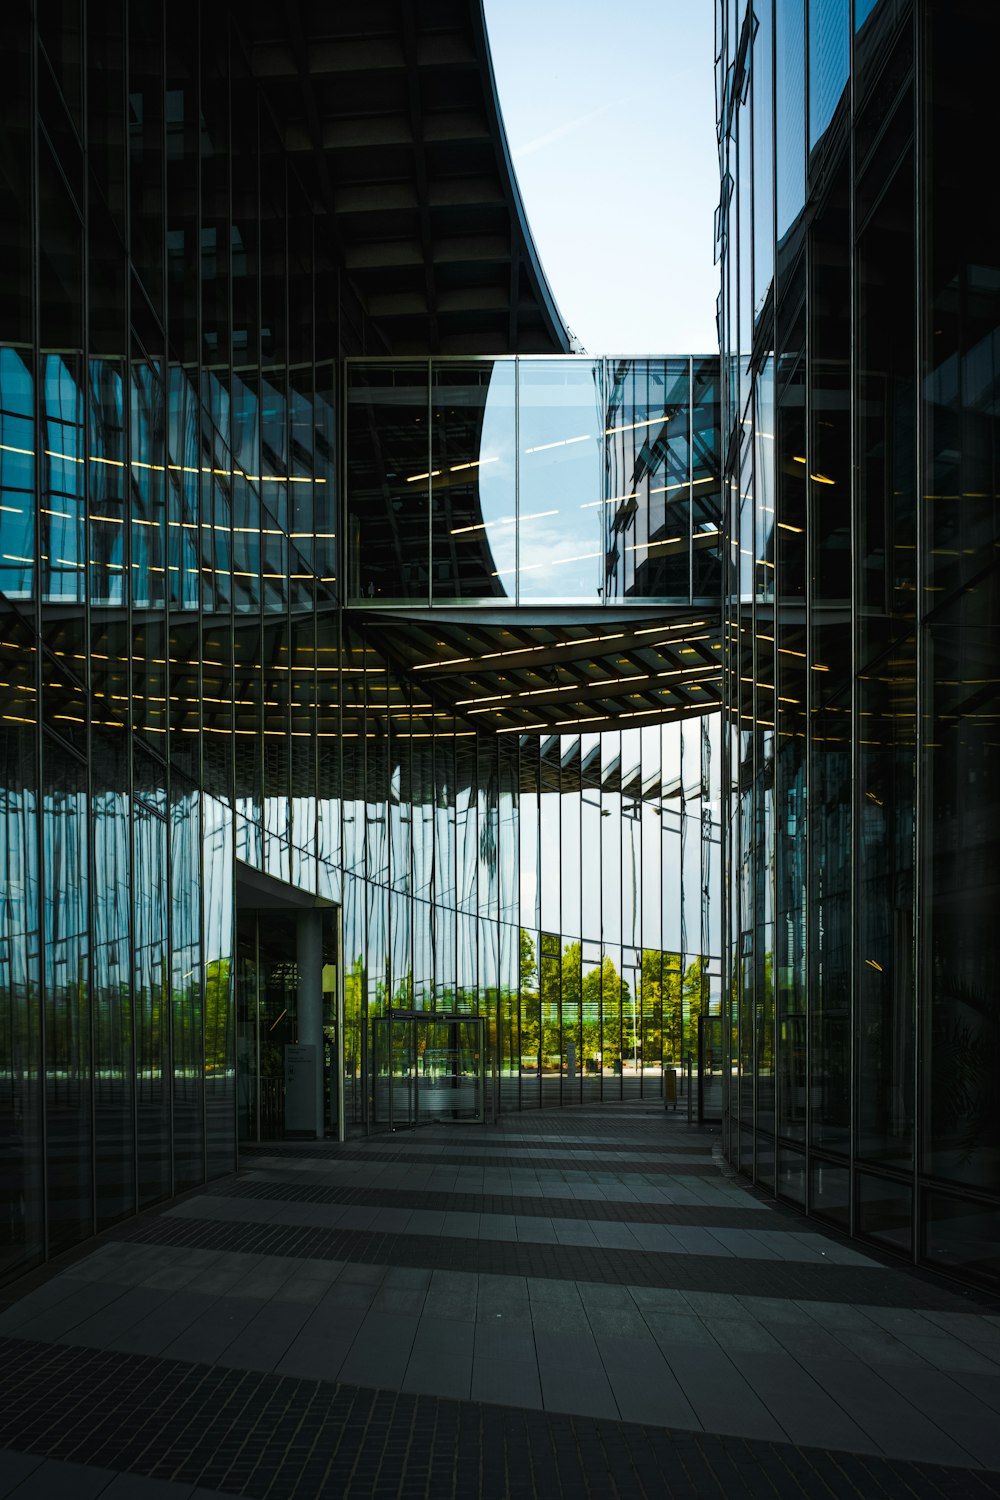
left=241, top=0, right=572, bottom=355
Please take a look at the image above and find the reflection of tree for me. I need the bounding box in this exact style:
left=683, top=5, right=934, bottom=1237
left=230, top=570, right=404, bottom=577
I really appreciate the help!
left=756, top=952, right=774, bottom=1073
left=520, top=929, right=537, bottom=991
left=204, top=958, right=231, bottom=1074
left=519, top=928, right=539, bottom=1063
left=344, top=955, right=364, bottom=1077
left=662, top=954, right=707, bottom=1062
left=513, top=930, right=717, bottom=1074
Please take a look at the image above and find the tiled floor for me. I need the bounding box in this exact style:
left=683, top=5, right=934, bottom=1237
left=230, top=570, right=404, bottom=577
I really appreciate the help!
left=1, top=1106, right=999, bottom=1497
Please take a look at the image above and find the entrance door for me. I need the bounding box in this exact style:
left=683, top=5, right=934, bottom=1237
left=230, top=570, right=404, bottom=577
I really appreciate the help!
left=371, top=1014, right=485, bottom=1129
left=235, top=905, right=340, bottom=1141
left=373, top=1018, right=417, bottom=1130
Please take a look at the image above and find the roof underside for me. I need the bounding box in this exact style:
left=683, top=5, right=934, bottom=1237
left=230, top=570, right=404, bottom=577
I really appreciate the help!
left=240, top=0, right=571, bottom=355
left=352, top=610, right=724, bottom=735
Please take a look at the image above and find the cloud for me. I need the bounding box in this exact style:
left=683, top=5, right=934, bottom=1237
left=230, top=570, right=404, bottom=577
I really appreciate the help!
left=512, top=98, right=622, bottom=161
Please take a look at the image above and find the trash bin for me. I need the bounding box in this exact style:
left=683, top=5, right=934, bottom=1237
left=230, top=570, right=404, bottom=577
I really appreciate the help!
left=663, top=1067, right=677, bottom=1110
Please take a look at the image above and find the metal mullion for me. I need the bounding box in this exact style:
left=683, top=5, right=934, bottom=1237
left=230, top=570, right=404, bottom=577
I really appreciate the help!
left=120, top=0, right=141, bottom=1226
left=514, top=356, right=519, bottom=607
left=157, top=0, right=176, bottom=1208
left=769, top=0, right=780, bottom=1192
left=29, top=9, right=51, bottom=1268
left=847, top=0, right=859, bottom=1247
left=192, top=9, right=208, bottom=1193
left=427, top=356, right=432, bottom=607
left=802, top=122, right=813, bottom=1218
left=689, top=355, right=694, bottom=606
left=911, top=0, right=924, bottom=1268
left=223, top=13, right=238, bottom=1177
left=80, top=0, right=100, bottom=1242
left=254, top=916, right=261, bottom=1142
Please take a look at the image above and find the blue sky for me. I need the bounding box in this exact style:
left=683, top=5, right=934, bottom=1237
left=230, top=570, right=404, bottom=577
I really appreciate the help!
left=483, top=0, right=719, bottom=356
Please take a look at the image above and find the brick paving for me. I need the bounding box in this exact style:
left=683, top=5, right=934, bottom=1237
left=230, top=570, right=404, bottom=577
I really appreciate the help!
left=114, top=1209, right=981, bottom=1309
left=0, top=1335, right=999, bottom=1499
left=212, top=1175, right=807, bottom=1228
left=0, top=1105, right=999, bottom=1498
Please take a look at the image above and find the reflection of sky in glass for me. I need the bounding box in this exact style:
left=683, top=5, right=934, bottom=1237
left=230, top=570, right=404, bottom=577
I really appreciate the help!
left=348, top=357, right=720, bottom=605
left=518, top=362, right=603, bottom=601
left=477, top=364, right=517, bottom=596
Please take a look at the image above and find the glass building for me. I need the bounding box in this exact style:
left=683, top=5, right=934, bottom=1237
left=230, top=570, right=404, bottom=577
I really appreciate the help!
left=3, top=0, right=995, bottom=1300
left=0, top=0, right=724, bottom=1287
left=717, top=0, right=1000, bottom=1289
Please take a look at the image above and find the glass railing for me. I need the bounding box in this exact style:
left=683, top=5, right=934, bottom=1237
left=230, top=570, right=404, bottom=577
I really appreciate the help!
left=345, top=356, right=721, bottom=608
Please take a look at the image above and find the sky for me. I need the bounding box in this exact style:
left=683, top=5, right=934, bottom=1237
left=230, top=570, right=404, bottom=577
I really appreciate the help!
left=483, top=0, right=720, bottom=356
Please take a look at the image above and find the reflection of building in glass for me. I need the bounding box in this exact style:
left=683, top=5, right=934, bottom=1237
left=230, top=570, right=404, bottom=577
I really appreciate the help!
left=0, top=2, right=723, bottom=1289
left=717, top=0, right=1000, bottom=1288
left=346, top=358, right=721, bottom=607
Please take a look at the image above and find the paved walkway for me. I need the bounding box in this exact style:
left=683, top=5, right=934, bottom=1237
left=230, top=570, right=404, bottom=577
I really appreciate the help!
left=1, top=1107, right=999, bottom=1498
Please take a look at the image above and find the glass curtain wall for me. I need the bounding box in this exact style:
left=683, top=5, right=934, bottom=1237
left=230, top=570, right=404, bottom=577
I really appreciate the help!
left=345, top=358, right=721, bottom=608
left=0, top=2, right=724, bottom=1290
left=716, top=0, right=1000, bottom=1288
left=336, top=620, right=723, bottom=1128
left=0, top=2, right=351, bottom=1285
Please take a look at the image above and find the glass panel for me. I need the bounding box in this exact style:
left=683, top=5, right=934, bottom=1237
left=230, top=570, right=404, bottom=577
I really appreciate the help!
left=43, top=733, right=92, bottom=1253
left=856, top=1173, right=912, bottom=1254
left=0, top=349, right=35, bottom=600
left=204, top=796, right=235, bottom=1177
left=346, top=364, right=429, bottom=602
left=172, top=775, right=204, bottom=1189
left=922, top=622, right=999, bottom=1193
left=809, top=1158, right=850, bottom=1228
left=0, top=656, right=43, bottom=1279
left=134, top=794, right=169, bottom=1207
left=0, top=12, right=33, bottom=348
left=517, top=360, right=603, bottom=601
left=752, top=0, right=774, bottom=322
left=924, top=1194, right=1000, bottom=1289
left=91, top=734, right=133, bottom=1226
left=431, top=361, right=516, bottom=600
left=779, top=1147, right=806, bottom=1204
left=808, top=161, right=851, bottom=1158
left=775, top=0, right=805, bottom=244
left=808, top=0, right=850, bottom=149
left=603, top=360, right=690, bottom=602
left=691, top=358, right=722, bottom=598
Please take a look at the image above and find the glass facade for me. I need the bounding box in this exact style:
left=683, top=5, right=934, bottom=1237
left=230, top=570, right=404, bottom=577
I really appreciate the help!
left=716, top=0, right=1000, bottom=1287
left=0, top=3, right=722, bottom=1288
left=335, top=692, right=721, bottom=1127
left=345, top=358, right=721, bottom=608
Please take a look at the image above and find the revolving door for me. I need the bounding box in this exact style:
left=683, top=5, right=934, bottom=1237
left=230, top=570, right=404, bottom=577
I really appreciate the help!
left=372, top=1014, right=485, bottom=1130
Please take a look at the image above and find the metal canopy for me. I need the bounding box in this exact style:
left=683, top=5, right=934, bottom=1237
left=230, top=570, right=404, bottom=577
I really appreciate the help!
left=241, top=0, right=572, bottom=355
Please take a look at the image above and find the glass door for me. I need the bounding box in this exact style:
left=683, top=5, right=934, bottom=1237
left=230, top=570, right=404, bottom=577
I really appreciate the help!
left=373, top=1018, right=417, bottom=1130
left=371, top=1015, right=485, bottom=1129
left=417, top=1018, right=483, bottom=1122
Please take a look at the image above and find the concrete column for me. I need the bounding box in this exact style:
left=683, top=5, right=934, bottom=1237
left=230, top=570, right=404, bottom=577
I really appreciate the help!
left=296, top=909, right=324, bottom=1139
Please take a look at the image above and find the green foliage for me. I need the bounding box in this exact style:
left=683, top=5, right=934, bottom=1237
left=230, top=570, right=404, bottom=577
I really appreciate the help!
left=204, top=958, right=231, bottom=1075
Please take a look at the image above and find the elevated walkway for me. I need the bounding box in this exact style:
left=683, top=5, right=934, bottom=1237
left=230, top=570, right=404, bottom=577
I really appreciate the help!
left=345, top=355, right=723, bottom=733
